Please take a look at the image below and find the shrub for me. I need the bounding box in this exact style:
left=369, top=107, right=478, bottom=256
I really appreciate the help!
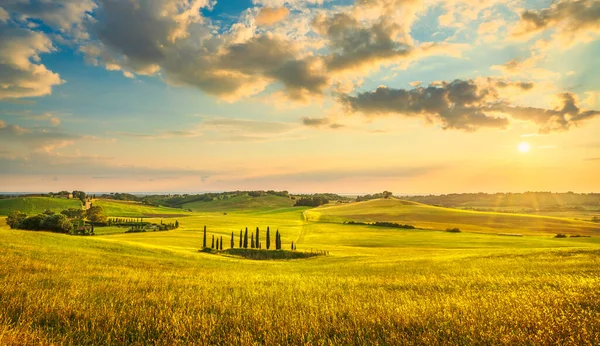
left=446, top=228, right=461, bottom=233
left=7, top=211, right=27, bottom=229
left=555, top=233, right=567, bottom=238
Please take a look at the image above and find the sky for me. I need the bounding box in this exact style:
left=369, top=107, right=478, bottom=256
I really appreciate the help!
left=1, top=0, right=599, bottom=194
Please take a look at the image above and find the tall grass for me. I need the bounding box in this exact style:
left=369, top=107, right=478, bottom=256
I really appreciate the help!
left=1, top=226, right=599, bottom=345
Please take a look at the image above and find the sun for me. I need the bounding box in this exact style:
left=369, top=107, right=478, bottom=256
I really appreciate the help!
left=518, top=142, right=531, bottom=153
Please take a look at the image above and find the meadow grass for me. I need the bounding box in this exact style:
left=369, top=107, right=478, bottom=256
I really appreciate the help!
left=183, top=195, right=295, bottom=213
left=1, top=199, right=600, bottom=345
left=0, top=197, right=82, bottom=216
left=307, top=198, right=600, bottom=236
left=93, top=199, right=192, bottom=218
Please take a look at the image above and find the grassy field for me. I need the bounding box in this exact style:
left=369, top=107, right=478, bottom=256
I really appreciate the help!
left=183, top=195, right=295, bottom=213
left=306, top=198, right=600, bottom=236
left=1, top=198, right=600, bottom=344
left=0, top=197, right=82, bottom=216
left=94, top=199, right=192, bottom=218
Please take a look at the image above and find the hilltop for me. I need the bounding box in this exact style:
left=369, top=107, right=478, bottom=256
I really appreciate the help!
left=305, top=198, right=600, bottom=236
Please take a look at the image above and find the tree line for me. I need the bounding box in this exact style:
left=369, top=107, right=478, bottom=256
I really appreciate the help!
left=202, top=225, right=290, bottom=251
left=6, top=206, right=179, bottom=235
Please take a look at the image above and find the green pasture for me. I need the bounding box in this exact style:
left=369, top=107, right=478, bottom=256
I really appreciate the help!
left=0, top=197, right=82, bottom=216
left=93, top=199, right=192, bottom=217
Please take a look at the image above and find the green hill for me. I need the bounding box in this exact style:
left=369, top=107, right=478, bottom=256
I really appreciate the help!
left=0, top=197, right=82, bottom=216
left=183, top=195, right=295, bottom=213
left=305, top=198, right=600, bottom=236
left=94, top=199, right=191, bottom=217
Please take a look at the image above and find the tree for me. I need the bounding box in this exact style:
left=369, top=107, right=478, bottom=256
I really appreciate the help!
left=220, top=236, right=223, bottom=250
left=7, top=211, right=27, bottom=229
left=212, top=235, right=215, bottom=249
left=175, top=220, right=179, bottom=228
left=72, top=190, right=86, bottom=204
left=291, top=241, right=294, bottom=250
left=216, top=238, right=219, bottom=250
left=239, top=229, right=243, bottom=248
left=61, top=208, right=84, bottom=219
left=86, top=206, right=107, bottom=223
left=383, top=191, right=393, bottom=199
left=251, top=233, right=255, bottom=249
left=266, top=226, right=271, bottom=250
left=275, top=230, right=280, bottom=250
left=243, top=227, right=248, bottom=248
left=40, top=214, right=73, bottom=233
left=230, top=232, right=234, bottom=248
left=256, top=227, right=260, bottom=249
left=203, top=225, right=207, bottom=248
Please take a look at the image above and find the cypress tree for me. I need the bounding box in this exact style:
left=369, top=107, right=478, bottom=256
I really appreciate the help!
left=256, top=227, right=260, bottom=249
left=212, top=235, right=215, bottom=249
left=175, top=220, right=179, bottom=228
left=275, top=230, right=280, bottom=250
left=220, top=236, right=223, bottom=250
left=266, top=227, right=271, bottom=250
left=203, top=225, right=207, bottom=248
left=244, top=228, right=248, bottom=248
left=291, top=241, right=294, bottom=250
left=231, top=232, right=234, bottom=248
left=251, top=233, right=255, bottom=248
left=216, top=238, right=219, bottom=250
left=239, top=230, right=243, bottom=248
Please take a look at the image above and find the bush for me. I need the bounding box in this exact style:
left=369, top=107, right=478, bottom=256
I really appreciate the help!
left=6, top=211, right=27, bottom=229
left=446, top=228, right=461, bottom=233
left=555, top=233, right=567, bottom=238
left=11, top=213, right=73, bottom=233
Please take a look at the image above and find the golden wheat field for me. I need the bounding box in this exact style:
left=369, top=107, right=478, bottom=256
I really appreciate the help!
left=1, top=198, right=600, bottom=345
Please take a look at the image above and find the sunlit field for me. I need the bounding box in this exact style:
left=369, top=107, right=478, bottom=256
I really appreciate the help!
left=1, top=198, right=599, bottom=345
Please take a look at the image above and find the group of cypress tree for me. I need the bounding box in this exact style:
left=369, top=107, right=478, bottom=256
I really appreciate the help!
left=202, top=225, right=289, bottom=251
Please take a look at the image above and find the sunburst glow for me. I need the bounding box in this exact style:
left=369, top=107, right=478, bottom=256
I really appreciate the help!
left=518, top=142, right=531, bottom=153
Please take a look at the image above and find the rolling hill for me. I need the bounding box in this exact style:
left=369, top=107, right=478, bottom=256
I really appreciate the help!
left=305, top=198, right=600, bottom=236
left=93, top=199, right=191, bottom=217
left=183, top=194, right=295, bottom=213
left=0, top=197, right=82, bottom=216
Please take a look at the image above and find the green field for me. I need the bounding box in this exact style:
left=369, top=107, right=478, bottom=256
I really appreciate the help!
left=1, top=197, right=600, bottom=344
left=93, top=199, right=192, bottom=217
left=183, top=194, right=296, bottom=213
left=306, top=198, right=600, bottom=236
left=0, top=197, right=82, bottom=216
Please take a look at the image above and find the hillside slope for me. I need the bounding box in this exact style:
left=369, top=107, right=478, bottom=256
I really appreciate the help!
left=305, top=198, right=600, bottom=236
left=0, top=197, right=82, bottom=216
left=183, top=195, right=295, bottom=213
left=94, top=199, right=191, bottom=217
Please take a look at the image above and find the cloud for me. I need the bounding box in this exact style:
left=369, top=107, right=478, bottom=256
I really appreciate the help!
left=301, top=117, right=344, bottom=129
left=0, top=152, right=218, bottom=179
left=0, top=7, right=8, bottom=22
left=76, top=0, right=460, bottom=102
left=495, top=92, right=600, bottom=133
left=0, top=123, right=115, bottom=153
left=3, top=0, right=96, bottom=35
left=312, top=12, right=410, bottom=72
left=512, top=0, right=600, bottom=45
left=256, top=7, right=290, bottom=26
left=0, top=24, right=64, bottom=99
left=119, top=117, right=302, bottom=142
left=340, top=78, right=600, bottom=132
left=235, top=164, right=442, bottom=185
